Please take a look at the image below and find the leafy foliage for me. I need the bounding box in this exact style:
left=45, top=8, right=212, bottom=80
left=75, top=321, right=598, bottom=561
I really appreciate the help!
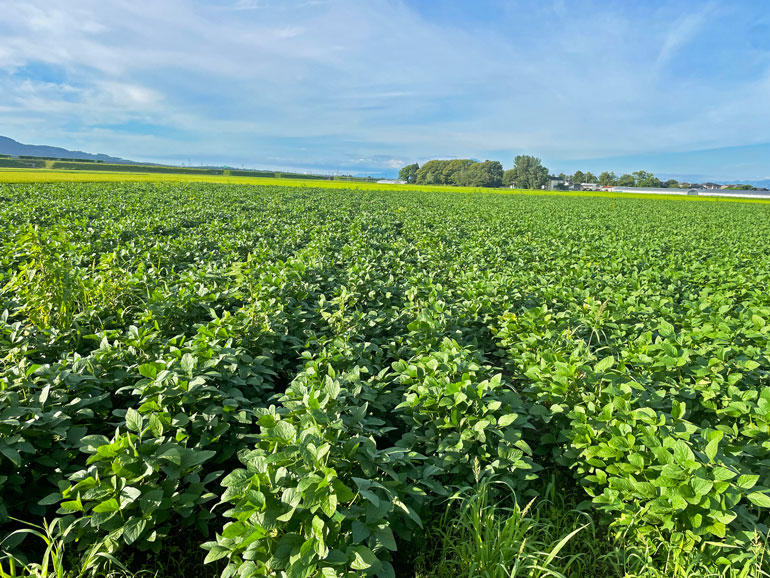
left=508, top=155, right=549, bottom=190
left=1, top=182, right=770, bottom=576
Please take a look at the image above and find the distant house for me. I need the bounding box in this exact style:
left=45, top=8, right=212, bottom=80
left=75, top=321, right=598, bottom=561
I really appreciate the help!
left=547, top=180, right=600, bottom=192
left=612, top=186, right=690, bottom=195
left=702, top=182, right=721, bottom=189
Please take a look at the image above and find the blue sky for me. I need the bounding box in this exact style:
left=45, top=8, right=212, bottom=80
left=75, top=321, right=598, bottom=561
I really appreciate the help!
left=0, top=0, right=768, bottom=180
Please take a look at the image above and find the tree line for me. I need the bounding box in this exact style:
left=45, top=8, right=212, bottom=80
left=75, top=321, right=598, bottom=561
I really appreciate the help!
left=568, top=170, right=679, bottom=188
left=398, top=155, right=549, bottom=189
left=398, top=159, right=504, bottom=187
left=399, top=156, right=754, bottom=190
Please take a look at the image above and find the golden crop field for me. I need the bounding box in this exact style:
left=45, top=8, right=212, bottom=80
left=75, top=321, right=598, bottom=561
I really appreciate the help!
left=0, top=168, right=767, bottom=204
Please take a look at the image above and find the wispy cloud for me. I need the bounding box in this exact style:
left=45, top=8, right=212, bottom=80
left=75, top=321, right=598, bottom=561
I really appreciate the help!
left=655, top=4, right=714, bottom=71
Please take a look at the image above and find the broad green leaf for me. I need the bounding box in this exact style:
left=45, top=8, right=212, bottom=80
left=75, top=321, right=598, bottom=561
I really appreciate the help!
left=125, top=408, right=142, bottom=433
left=274, top=421, right=296, bottom=442
left=704, top=437, right=719, bottom=462
left=349, top=546, right=379, bottom=571
left=92, top=498, right=120, bottom=513
left=123, top=517, right=147, bottom=545
left=498, top=414, right=517, bottom=428
left=138, top=364, right=158, bottom=379
left=747, top=491, right=770, bottom=508
left=180, top=353, right=196, bottom=375
left=712, top=467, right=736, bottom=481
left=594, top=356, right=614, bottom=373
left=0, top=446, right=22, bottom=467
left=736, top=474, right=760, bottom=490
left=691, top=477, right=713, bottom=496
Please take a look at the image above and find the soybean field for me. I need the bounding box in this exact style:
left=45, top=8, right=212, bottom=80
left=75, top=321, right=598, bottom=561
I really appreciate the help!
left=1, top=182, right=770, bottom=578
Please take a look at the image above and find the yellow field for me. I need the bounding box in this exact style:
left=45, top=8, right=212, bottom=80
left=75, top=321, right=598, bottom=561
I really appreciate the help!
left=0, top=168, right=767, bottom=204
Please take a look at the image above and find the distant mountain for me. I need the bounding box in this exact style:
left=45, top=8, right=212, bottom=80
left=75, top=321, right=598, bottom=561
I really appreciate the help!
left=746, top=179, right=770, bottom=189
left=0, top=135, right=136, bottom=164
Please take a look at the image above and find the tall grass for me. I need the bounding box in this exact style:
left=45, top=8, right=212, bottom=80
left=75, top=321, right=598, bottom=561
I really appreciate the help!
left=0, top=518, right=132, bottom=578
left=415, top=477, right=770, bottom=578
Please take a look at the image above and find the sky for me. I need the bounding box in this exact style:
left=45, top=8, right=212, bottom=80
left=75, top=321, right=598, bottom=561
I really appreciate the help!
left=0, top=0, right=768, bottom=180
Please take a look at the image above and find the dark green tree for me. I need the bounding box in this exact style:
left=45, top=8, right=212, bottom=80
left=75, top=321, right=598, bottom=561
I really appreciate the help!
left=510, top=155, right=549, bottom=190
left=415, top=159, right=476, bottom=185
left=584, top=172, right=598, bottom=184
left=632, top=170, right=661, bottom=188
left=617, top=173, right=636, bottom=186
left=455, top=160, right=503, bottom=187
left=664, top=179, right=679, bottom=188
left=398, top=163, right=419, bottom=184
left=502, top=169, right=516, bottom=186
left=415, top=160, right=446, bottom=185
left=571, top=170, right=586, bottom=184
left=484, top=160, right=505, bottom=187
left=599, top=171, right=617, bottom=186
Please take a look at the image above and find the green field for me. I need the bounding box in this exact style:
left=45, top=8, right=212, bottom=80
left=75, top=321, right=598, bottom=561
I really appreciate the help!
left=2, top=182, right=770, bottom=577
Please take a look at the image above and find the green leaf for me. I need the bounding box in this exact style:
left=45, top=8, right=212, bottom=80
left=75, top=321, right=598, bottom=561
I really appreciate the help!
left=704, top=437, right=719, bottom=462
left=0, top=446, right=22, bottom=467
left=125, top=408, right=143, bottom=433
left=673, top=440, right=695, bottom=467
left=59, top=499, right=85, bottom=512
left=691, top=477, right=713, bottom=496
left=707, top=521, right=726, bottom=538
left=658, top=320, right=675, bottom=337
left=311, top=515, right=325, bottom=541
left=737, top=474, right=760, bottom=490
left=78, top=435, right=110, bottom=453
left=747, top=491, right=770, bottom=508
left=123, top=517, right=147, bottom=545
left=671, top=400, right=686, bottom=421
left=712, top=467, right=736, bottom=481
left=140, top=489, right=164, bottom=514
left=376, top=561, right=396, bottom=578
left=38, top=492, right=62, bottom=506
left=182, top=449, right=217, bottom=469
left=180, top=353, right=196, bottom=375
left=594, top=356, right=614, bottom=373
left=320, top=492, right=338, bottom=518
left=331, top=479, right=356, bottom=502
left=202, top=543, right=229, bottom=563
left=352, top=520, right=370, bottom=542
left=138, top=364, right=158, bottom=379
left=274, top=533, right=303, bottom=563
left=281, top=487, right=302, bottom=508
left=120, top=486, right=142, bottom=506
left=349, top=546, right=379, bottom=571
left=92, top=498, right=120, bottom=513
left=373, top=525, right=397, bottom=551
left=498, top=414, right=517, bottom=428
left=158, top=447, right=182, bottom=465
left=148, top=413, right=163, bottom=437
left=221, top=521, right=247, bottom=540
left=273, top=421, right=296, bottom=443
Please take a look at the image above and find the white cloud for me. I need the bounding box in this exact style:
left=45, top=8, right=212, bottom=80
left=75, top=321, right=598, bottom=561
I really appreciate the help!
left=0, top=0, right=767, bottom=176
